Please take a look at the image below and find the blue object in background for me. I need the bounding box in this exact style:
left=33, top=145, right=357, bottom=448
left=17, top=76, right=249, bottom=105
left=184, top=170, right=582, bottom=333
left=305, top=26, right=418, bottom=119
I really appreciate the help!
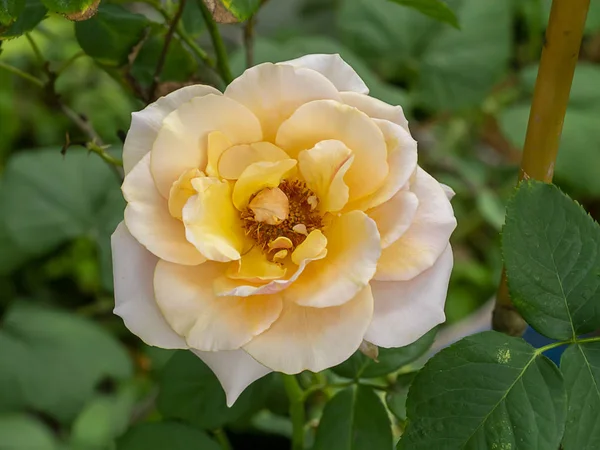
left=523, top=326, right=566, bottom=364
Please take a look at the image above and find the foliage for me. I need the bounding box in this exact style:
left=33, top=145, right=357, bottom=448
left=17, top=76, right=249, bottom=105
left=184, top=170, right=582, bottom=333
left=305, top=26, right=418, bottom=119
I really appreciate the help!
left=1, top=0, right=600, bottom=448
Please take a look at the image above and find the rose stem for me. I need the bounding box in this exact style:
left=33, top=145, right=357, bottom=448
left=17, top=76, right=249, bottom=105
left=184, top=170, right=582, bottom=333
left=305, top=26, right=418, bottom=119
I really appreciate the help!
left=196, top=0, right=234, bottom=85
left=492, top=0, right=590, bottom=336
left=282, top=374, right=306, bottom=450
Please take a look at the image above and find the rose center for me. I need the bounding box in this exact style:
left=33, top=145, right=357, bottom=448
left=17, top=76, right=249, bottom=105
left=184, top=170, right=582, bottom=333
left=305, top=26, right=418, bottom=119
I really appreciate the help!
left=241, top=180, right=322, bottom=259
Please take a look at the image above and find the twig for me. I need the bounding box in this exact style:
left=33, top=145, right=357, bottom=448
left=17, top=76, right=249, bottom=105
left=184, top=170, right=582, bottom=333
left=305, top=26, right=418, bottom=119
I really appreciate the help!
left=0, top=61, right=45, bottom=87
left=56, top=51, right=85, bottom=75
left=244, top=15, right=256, bottom=68
left=197, top=0, right=233, bottom=84
left=61, top=104, right=103, bottom=144
left=493, top=0, right=590, bottom=336
left=25, top=33, right=45, bottom=66
left=149, top=0, right=187, bottom=100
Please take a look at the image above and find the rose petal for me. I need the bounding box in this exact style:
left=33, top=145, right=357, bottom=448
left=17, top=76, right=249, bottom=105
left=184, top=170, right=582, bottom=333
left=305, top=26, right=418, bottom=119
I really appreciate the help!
left=367, top=190, right=419, bottom=249
left=232, top=159, right=297, bottom=210
left=441, top=183, right=456, bottom=200
left=168, top=168, right=203, bottom=220
left=226, top=246, right=287, bottom=282
left=280, top=54, right=369, bottom=94
left=218, top=142, right=290, bottom=180
left=205, top=131, right=233, bottom=178
left=191, top=349, right=271, bottom=407
left=183, top=177, right=246, bottom=262
left=244, top=285, right=374, bottom=374
left=151, top=94, right=262, bottom=197
left=276, top=99, right=388, bottom=201
left=225, top=63, right=341, bottom=142
left=284, top=211, right=380, bottom=308
left=376, top=167, right=457, bottom=281
left=345, top=118, right=418, bottom=211
left=298, top=140, right=354, bottom=212
left=111, top=221, right=186, bottom=349
left=213, top=236, right=327, bottom=297
left=340, top=91, right=409, bottom=132
left=154, top=260, right=283, bottom=351
left=365, top=245, right=453, bottom=348
left=123, top=85, right=221, bottom=175
left=123, top=153, right=205, bottom=265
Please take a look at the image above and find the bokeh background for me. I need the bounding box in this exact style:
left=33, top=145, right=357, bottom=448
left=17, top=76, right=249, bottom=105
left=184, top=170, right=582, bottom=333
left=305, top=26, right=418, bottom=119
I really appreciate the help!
left=1, top=0, right=599, bottom=448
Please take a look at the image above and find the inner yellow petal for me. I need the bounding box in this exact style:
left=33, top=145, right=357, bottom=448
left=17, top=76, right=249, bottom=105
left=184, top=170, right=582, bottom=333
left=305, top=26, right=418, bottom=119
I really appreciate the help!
left=205, top=131, right=233, bottom=177
left=227, top=246, right=287, bottom=283
left=298, top=140, right=354, bottom=212
left=168, top=168, right=204, bottom=220
left=218, top=142, right=290, bottom=180
left=182, top=177, right=246, bottom=262
left=232, top=159, right=297, bottom=210
left=291, top=229, right=328, bottom=265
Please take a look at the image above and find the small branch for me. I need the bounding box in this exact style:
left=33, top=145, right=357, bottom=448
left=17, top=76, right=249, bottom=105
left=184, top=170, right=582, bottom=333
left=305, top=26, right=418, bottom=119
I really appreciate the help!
left=56, top=51, right=85, bottom=75
left=493, top=0, right=590, bottom=336
left=0, top=61, right=45, bottom=87
left=244, top=16, right=256, bottom=68
left=176, top=22, right=215, bottom=67
left=61, top=104, right=103, bottom=144
left=149, top=0, right=187, bottom=100
left=213, top=428, right=233, bottom=450
left=282, top=374, right=305, bottom=450
left=25, top=33, right=45, bottom=66
left=197, top=0, right=233, bottom=84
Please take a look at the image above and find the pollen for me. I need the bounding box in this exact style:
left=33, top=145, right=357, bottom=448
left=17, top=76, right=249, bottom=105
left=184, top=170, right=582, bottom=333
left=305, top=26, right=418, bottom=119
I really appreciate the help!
left=241, top=179, right=322, bottom=258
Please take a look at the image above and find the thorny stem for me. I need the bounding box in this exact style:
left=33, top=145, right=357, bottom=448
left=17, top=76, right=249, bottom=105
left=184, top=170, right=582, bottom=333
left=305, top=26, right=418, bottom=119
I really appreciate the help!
left=149, top=0, right=187, bottom=100
left=197, top=0, right=233, bottom=84
left=282, top=374, right=305, bottom=450
left=493, top=0, right=590, bottom=336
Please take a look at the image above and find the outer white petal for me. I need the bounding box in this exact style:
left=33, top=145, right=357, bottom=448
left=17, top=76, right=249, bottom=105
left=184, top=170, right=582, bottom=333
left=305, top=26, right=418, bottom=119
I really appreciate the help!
left=154, top=260, right=283, bottom=351
left=244, top=285, right=374, bottom=374
left=111, top=221, right=186, bottom=349
left=123, top=85, right=221, bottom=175
left=367, top=190, right=418, bottom=249
left=123, top=153, right=206, bottom=265
left=376, top=167, right=456, bottom=281
left=340, top=91, right=409, bottom=132
left=225, top=63, right=341, bottom=142
left=280, top=53, right=369, bottom=94
left=440, top=183, right=456, bottom=200
left=365, top=245, right=453, bottom=348
left=192, top=349, right=271, bottom=407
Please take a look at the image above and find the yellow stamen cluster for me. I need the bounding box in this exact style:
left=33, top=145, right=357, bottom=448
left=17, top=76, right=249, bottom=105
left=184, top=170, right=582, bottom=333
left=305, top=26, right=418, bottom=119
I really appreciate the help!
left=241, top=180, right=322, bottom=258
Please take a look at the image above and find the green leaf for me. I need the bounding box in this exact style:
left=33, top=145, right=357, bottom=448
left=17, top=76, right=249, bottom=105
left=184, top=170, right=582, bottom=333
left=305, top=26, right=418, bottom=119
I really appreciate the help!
left=0, top=414, right=58, bottom=450
left=117, top=422, right=220, bottom=450
left=75, top=4, right=149, bottom=67
left=388, top=0, right=458, bottom=28
left=221, top=0, right=261, bottom=21
left=499, top=64, right=600, bottom=196
left=130, top=30, right=197, bottom=88
left=0, top=147, right=124, bottom=286
left=0, top=0, right=25, bottom=26
left=332, top=328, right=437, bottom=379
left=399, top=331, right=566, bottom=450
left=0, top=0, right=46, bottom=40
left=560, top=343, right=600, bottom=449
left=339, top=0, right=510, bottom=111
left=313, top=385, right=393, bottom=450
left=503, top=181, right=600, bottom=340
left=70, top=384, right=138, bottom=448
left=40, top=0, right=95, bottom=15
left=157, top=351, right=272, bottom=429
left=0, top=303, right=133, bottom=423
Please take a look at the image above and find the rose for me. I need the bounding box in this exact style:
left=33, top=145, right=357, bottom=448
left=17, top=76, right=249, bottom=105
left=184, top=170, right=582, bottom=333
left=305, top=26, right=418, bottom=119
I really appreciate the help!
left=112, top=54, right=457, bottom=405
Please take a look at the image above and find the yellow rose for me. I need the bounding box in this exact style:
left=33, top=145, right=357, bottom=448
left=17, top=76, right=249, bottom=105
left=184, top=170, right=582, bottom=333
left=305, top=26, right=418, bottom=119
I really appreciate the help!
left=112, top=54, right=457, bottom=405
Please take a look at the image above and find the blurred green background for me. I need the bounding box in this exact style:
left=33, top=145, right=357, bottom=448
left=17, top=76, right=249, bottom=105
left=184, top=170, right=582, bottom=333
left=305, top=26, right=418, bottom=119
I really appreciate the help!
left=1, top=0, right=600, bottom=448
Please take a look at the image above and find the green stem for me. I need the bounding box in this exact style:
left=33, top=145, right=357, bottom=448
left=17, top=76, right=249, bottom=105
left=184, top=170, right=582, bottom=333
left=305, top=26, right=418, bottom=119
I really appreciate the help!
left=196, top=0, right=233, bottom=84
left=176, top=22, right=214, bottom=67
left=282, top=374, right=305, bottom=450
left=0, top=61, right=45, bottom=87
left=213, top=428, right=233, bottom=450
left=535, top=335, right=600, bottom=355
left=25, top=33, right=45, bottom=66
left=493, top=0, right=591, bottom=337
left=86, top=142, right=124, bottom=168
left=56, top=51, right=85, bottom=75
